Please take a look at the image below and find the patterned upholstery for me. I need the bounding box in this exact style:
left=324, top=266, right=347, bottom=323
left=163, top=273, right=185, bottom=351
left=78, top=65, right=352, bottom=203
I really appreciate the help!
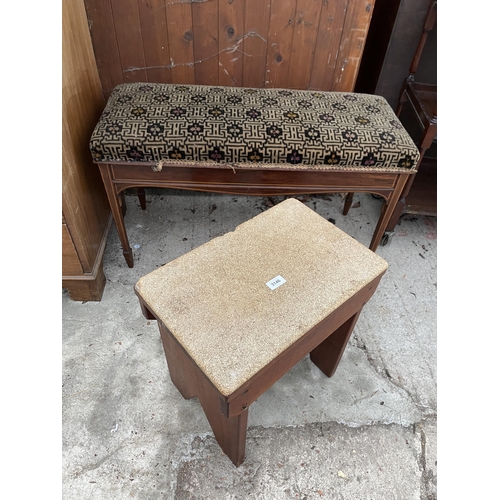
left=90, top=83, right=419, bottom=172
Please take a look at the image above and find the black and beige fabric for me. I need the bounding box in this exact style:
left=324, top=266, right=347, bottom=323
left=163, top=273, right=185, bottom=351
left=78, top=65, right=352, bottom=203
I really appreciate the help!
left=90, top=83, right=419, bottom=172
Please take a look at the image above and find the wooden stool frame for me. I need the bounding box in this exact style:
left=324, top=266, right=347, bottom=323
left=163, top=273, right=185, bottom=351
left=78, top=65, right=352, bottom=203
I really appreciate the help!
left=136, top=272, right=384, bottom=466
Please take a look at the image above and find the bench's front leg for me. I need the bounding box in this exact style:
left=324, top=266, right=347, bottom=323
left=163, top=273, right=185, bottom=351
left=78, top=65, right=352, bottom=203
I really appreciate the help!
left=98, top=163, right=134, bottom=268
left=369, top=174, right=409, bottom=252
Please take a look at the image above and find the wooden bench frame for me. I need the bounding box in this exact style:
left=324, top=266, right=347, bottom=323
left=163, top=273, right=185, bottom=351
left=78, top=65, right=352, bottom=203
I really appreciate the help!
left=98, top=160, right=412, bottom=268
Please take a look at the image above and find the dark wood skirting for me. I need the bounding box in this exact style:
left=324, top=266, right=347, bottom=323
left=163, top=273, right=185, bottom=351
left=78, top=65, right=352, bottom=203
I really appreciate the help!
left=62, top=214, right=112, bottom=301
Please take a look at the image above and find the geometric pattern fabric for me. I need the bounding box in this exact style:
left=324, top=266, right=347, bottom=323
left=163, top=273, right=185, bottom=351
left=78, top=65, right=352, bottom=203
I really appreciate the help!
left=90, top=83, right=419, bottom=172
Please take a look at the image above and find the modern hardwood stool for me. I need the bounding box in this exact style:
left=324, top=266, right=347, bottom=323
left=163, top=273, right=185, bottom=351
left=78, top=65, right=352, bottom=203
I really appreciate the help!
left=134, top=198, right=388, bottom=466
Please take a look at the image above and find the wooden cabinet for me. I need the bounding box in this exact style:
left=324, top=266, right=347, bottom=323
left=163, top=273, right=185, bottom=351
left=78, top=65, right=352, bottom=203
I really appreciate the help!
left=355, top=0, right=436, bottom=108
left=355, top=0, right=437, bottom=220
left=62, top=0, right=111, bottom=301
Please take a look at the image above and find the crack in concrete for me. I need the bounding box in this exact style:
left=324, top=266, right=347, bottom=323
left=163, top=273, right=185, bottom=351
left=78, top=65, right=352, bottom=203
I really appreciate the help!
left=75, top=444, right=124, bottom=476
left=352, top=334, right=436, bottom=417
left=416, top=422, right=437, bottom=500
left=350, top=334, right=437, bottom=498
left=171, top=420, right=435, bottom=499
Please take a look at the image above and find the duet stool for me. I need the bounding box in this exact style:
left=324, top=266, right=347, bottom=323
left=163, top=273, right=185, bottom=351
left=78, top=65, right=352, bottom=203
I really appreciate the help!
left=134, top=198, right=388, bottom=466
left=90, top=83, right=419, bottom=268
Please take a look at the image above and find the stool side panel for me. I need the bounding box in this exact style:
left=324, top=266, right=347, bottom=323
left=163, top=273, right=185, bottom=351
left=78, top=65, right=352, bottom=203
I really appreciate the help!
left=225, top=272, right=384, bottom=415
left=158, top=321, right=248, bottom=466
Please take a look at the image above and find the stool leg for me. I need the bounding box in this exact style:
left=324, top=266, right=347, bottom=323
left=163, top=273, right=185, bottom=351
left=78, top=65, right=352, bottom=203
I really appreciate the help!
left=138, top=299, right=156, bottom=320
left=310, top=310, right=362, bottom=377
left=383, top=123, right=436, bottom=234
left=158, top=323, right=198, bottom=399
left=198, top=384, right=248, bottom=467
left=158, top=323, right=248, bottom=466
left=119, top=191, right=127, bottom=217
left=98, top=164, right=134, bottom=268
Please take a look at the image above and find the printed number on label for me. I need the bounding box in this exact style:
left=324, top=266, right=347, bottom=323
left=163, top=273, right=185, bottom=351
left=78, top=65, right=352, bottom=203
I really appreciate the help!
left=266, top=275, right=286, bottom=290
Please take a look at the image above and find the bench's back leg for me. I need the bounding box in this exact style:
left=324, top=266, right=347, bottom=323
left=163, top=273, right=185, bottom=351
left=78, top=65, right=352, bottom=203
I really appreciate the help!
left=137, top=187, right=146, bottom=210
left=342, top=192, right=354, bottom=215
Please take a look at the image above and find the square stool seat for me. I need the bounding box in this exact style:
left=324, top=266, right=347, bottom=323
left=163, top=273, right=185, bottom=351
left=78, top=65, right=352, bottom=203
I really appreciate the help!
left=135, top=198, right=388, bottom=466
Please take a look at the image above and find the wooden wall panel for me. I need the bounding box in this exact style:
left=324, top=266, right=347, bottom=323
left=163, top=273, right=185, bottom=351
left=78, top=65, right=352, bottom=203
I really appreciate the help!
left=331, top=0, right=375, bottom=91
left=138, top=0, right=173, bottom=83
left=83, top=0, right=375, bottom=97
left=265, top=0, right=297, bottom=88
left=310, top=0, right=349, bottom=90
left=63, top=0, right=110, bottom=300
left=192, top=0, right=220, bottom=85
left=62, top=224, right=84, bottom=276
left=287, top=0, right=322, bottom=89
left=111, top=0, right=148, bottom=83
left=218, top=0, right=245, bottom=86
left=84, top=0, right=123, bottom=92
left=165, top=2, right=196, bottom=84
left=242, top=0, right=271, bottom=87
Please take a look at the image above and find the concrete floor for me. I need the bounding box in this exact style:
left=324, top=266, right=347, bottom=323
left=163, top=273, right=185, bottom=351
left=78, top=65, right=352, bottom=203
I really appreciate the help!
left=62, top=190, right=437, bottom=499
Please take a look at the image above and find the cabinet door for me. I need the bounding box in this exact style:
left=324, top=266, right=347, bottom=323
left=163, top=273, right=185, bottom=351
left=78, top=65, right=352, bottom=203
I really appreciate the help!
left=62, top=224, right=83, bottom=276
left=63, top=0, right=110, bottom=301
left=63, top=0, right=108, bottom=274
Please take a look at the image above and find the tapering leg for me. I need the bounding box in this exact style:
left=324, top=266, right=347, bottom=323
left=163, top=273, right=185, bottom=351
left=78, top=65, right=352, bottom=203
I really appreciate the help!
left=137, top=298, right=155, bottom=320
left=369, top=174, right=408, bottom=252
left=343, top=193, right=354, bottom=215
left=98, top=164, right=134, bottom=268
left=383, top=122, right=436, bottom=233
left=137, top=187, right=147, bottom=210
left=310, top=310, right=362, bottom=377
left=119, top=191, right=127, bottom=216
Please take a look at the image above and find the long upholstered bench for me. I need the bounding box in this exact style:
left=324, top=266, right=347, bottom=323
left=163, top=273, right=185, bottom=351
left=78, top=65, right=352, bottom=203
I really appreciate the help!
left=90, top=83, right=420, bottom=268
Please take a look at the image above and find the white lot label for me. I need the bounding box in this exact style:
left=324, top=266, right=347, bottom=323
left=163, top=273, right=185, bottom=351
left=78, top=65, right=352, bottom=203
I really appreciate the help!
left=266, top=275, right=286, bottom=290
